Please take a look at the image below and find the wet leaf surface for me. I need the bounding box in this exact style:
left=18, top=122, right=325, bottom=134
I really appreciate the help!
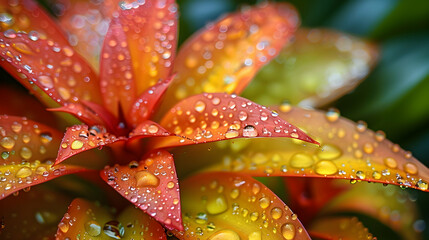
left=163, top=3, right=298, bottom=110
left=100, top=150, right=182, bottom=231
left=242, top=28, right=378, bottom=107
left=309, top=216, right=376, bottom=240
left=175, top=171, right=310, bottom=240
left=155, top=93, right=317, bottom=148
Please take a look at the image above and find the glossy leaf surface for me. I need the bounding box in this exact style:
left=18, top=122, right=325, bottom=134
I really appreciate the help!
left=320, top=182, right=419, bottom=240
left=128, top=75, right=175, bottom=128
left=55, top=125, right=125, bottom=165
left=100, top=18, right=136, bottom=117
left=0, top=32, right=102, bottom=106
left=100, top=150, right=182, bottom=230
left=55, top=198, right=167, bottom=239
left=242, top=28, right=378, bottom=107
left=48, top=103, right=106, bottom=127
left=175, top=172, right=310, bottom=239
left=0, top=0, right=68, bottom=44
left=163, top=3, right=299, bottom=108
left=117, top=0, right=178, bottom=95
left=156, top=93, right=317, bottom=148
left=170, top=106, right=429, bottom=191
left=129, top=120, right=171, bottom=139
left=0, top=185, right=72, bottom=239
left=0, top=115, right=86, bottom=199
left=309, top=217, right=376, bottom=240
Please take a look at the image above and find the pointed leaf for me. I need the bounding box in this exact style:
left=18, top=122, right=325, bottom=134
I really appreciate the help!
left=0, top=185, right=73, bottom=239
left=0, top=32, right=102, bottom=106
left=0, top=0, right=68, bottom=44
left=163, top=3, right=299, bottom=108
left=100, top=18, right=136, bottom=117
left=55, top=198, right=167, bottom=239
left=48, top=103, right=106, bottom=127
left=309, top=217, right=376, bottom=240
left=175, top=172, right=310, bottom=239
left=170, top=106, right=429, bottom=192
left=320, top=182, right=419, bottom=240
left=129, top=120, right=171, bottom=139
left=100, top=150, right=182, bottom=231
left=128, top=75, right=175, bottom=128
left=55, top=125, right=126, bottom=165
left=155, top=93, right=317, bottom=148
left=116, top=0, right=178, bottom=95
left=242, top=28, right=379, bottom=107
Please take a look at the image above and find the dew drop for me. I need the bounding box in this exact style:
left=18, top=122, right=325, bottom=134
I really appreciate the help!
left=20, top=147, right=32, bottom=159
left=416, top=180, right=428, bottom=191
left=230, top=188, right=240, bottom=199
left=103, top=220, right=125, bottom=239
left=1, top=136, right=15, bottom=149
left=238, top=111, right=248, bottom=121
left=259, top=197, right=270, bottom=209
left=11, top=122, right=22, bottom=133
left=207, top=229, right=240, bottom=240
left=316, top=144, right=341, bottom=160
left=243, top=125, right=258, bottom=137
left=225, top=128, right=239, bottom=139
left=249, top=231, right=262, bottom=240
left=71, top=140, right=84, bottom=150
left=39, top=132, right=53, bottom=144
left=148, top=124, right=159, bottom=134
left=281, top=223, right=295, bottom=239
left=314, top=160, right=337, bottom=176
left=279, top=101, right=291, bottom=113
left=375, top=130, right=386, bottom=142
left=270, top=207, right=283, bottom=220
left=206, top=195, right=228, bottom=215
left=325, top=108, right=340, bottom=122
left=58, top=222, right=69, bottom=233
left=135, top=170, right=159, bottom=187
left=356, top=171, right=366, bottom=180
left=404, top=162, right=418, bottom=175
left=15, top=167, right=32, bottom=178
left=290, top=153, right=314, bottom=168
left=356, top=121, right=367, bottom=132
left=372, top=171, right=381, bottom=180
left=38, top=76, right=54, bottom=89
left=195, top=101, right=206, bottom=113
left=384, top=157, right=397, bottom=169
left=167, top=181, right=175, bottom=189
left=260, top=112, right=268, bottom=121
left=85, top=220, right=101, bottom=236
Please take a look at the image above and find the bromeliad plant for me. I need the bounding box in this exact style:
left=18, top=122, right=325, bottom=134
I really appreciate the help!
left=0, top=0, right=428, bottom=239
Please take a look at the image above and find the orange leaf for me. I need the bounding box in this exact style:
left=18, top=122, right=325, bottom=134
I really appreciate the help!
left=242, top=28, right=379, bottom=107
left=0, top=0, right=68, bottom=44
left=100, top=18, right=136, bottom=117
left=100, top=150, right=182, bottom=231
left=116, top=0, right=178, bottom=95
left=170, top=106, right=429, bottom=192
left=309, top=217, right=376, bottom=240
left=48, top=103, right=106, bottom=127
left=0, top=32, right=102, bottom=106
left=55, top=125, right=126, bottom=165
left=55, top=198, right=167, bottom=239
left=128, top=75, right=175, bottom=128
left=320, top=183, right=419, bottom=240
left=154, top=93, right=317, bottom=148
left=162, top=2, right=299, bottom=109
left=0, top=185, right=73, bottom=239
left=129, top=120, right=171, bottom=139
left=175, top=172, right=310, bottom=239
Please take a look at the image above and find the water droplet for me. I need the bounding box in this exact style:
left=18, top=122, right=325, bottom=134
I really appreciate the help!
left=71, top=140, right=84, bottom=150
left=11, top=122, right=22, bottom=133
left=85, top=220, right=101, bottom=236
left=252, top=183, right=261, bottom=195
left=58, top=222, right=69, bottom=233
left=363, top=143, right=374, bottom=154
left=314, top=160, right=337, bottom=176
left=39, top=132, right=53, bottom=144
left=35, top=166, right=48, bottom=175
left=207, top=229, right=240, bottom=240
left=356, top=121, right=367, bottom=132
left=325, top=108, right=340, bottom=122
left=20, top=147, right=32, bottom=159
left=404, top=162, right=418, bottom=175
left=251, top=153, right=268, bottom=165
left=416, top=180, right=428, bottom=191
left=1, top=137, right=15, bottom=149
left=279, top=101, right=291, bottom=113
left=270, top=207, right=283, bottom=220
left=103, top=220, right=125, bottom=239
left=259, top=197, right=270, bottom=209
left=281, top=223, right=295, bottom=239
left=290, top=153, right=314, bottom=168
left=4, top=29, right=17, bottom=38
left=38, top=76, right=54, bottom=88
left=243, top=125, right=258, bottom=137
left=250, top=212, right=259, bottom=221
left=317, top=144, right=341, bottom=160
left=372, top=171, right=381, bottom=180
left=212, top=97, right=221, bottom=105
left=195, top=212, right=208, bottom=224
left=15, top=167, right=32, bottom=178
left=384, top=157, right=397, bottom=169
left=135, top=170, right=159, bottom=187
left=225, top=128, right=239, bottom=139
left=206, top=195, right=228, bottom=215
left=238, top=111, right=248, bottom=121
left=195, top=101, right=206, bottom=113
left=167, top=181, right=175, bottom=189
left=230, top=189, right=240, bottom=199
left=374, top=130, right=386, bottom=142
left=249, top=231, right=262, bottom=240
left=148, top=124, right=159, bottom=134
left=260, top=112, right=268, bottom=121
left=356, top=171, right=366, bottom=180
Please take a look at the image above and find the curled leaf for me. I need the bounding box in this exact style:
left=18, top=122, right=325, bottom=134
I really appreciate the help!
left=155, top=93, right=317, bottom=148
left=100, top=150, right=182, bottom=230
left=175, top=172, right=310, bottom=239
left=164, top=3, right=299, bottom=109
left=243, top=28, right=378, bottom=107
left=55, top=125, right=125, bottom=165
left=0, top=32, right=102, bottom=106
left=55, top=198, right=167, bottom=239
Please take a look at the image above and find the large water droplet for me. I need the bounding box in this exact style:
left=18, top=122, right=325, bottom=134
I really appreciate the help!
left=325, top=108, right=340, bottom=122
left=404, top=162, right=418, bottom=175
left=71, top=140, right=84, bottom=150
left=1, top=136, right=15, bottom=149
left=207, top=229, right=240, bottom=240
left=281, top=223, right=295, bottom=239
left=384, top=157, right=397, bottom=169
left=206, top=195, right=228, bottom=215
left=15, top=167, right=32, bottom=178
left=38, top=76, right=54, bottom=89
left=243, top=125, right=258, bottom=137
left=225, top=128, right=239, bottom=139
left=85, top=220, right=102, bottom=236
left=314, top=160, right=337, bottom=176
left=195, top=100, right=206, bottom=113
left=135, top=170, right=160, bottom=187
left=103, top=220, right=125, bottom=239
left=317, top=144, right=341, bottom=160
left=270, top=207, right=283, bottom=220
left=290, top=153, right=314, bottom=168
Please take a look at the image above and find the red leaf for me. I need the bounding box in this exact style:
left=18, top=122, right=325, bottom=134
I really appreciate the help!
left=0, top=32, right=102, bottom=106
left=128, top=75, right=175, bottom=128
left=48, top=103, right=106, bottom=127
left=100, top=150, right=183, bottom=231
left=129, top=121, right=172, bottom=139
left=309, top=217, right=376, bottom=240
left=55, top=198, right=167, bottom=239
left=115, top=0, right=178, bottom=95
left=155, top=93, right=318, bottom=148
left=55, top=125, right=126, bottom=165
left=100, top=18, right=136, bottom=117
left=162, top=2, right=299, bottom=108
